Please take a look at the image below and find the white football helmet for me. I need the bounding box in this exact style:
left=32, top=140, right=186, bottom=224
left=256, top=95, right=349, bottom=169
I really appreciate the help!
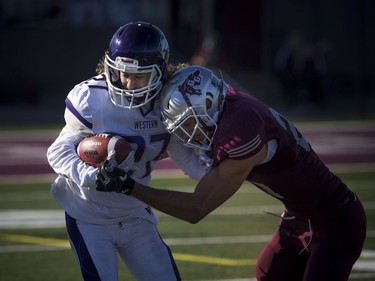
left=160, top=66, right=228, bottom=150
left=105, top=22, right=169, bottom=109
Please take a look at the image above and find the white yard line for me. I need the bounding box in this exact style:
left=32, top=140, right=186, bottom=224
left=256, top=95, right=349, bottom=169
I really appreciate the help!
left=1, top=202, right=375, bottom=229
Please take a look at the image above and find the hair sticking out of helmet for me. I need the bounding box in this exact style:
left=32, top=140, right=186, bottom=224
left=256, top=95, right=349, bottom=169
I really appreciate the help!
left=160, top=66, right=228, bottom=150
left=104, top=22, right=170, bottom=109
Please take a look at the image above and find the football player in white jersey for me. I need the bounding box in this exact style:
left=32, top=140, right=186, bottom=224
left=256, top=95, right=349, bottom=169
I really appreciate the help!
left=47, top=22, right=204, bottom=281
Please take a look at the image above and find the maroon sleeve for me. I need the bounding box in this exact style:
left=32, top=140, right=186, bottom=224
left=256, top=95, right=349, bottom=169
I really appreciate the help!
left=213, top=93, right=267, bottom=164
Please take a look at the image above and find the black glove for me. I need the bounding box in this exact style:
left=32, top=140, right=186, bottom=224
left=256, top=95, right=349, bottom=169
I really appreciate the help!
left=96, top=160, right=135, bottom=195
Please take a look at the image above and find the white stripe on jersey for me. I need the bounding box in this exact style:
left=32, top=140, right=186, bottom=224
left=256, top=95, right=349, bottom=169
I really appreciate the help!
left=228, top=134, right=261, bottom=158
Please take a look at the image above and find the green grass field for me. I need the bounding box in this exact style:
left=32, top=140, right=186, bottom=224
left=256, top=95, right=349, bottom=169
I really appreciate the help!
left=0, top=171, right=374, bottom=281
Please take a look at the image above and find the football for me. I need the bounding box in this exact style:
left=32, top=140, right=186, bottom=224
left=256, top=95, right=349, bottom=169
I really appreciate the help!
left=77, top=134, right=133, bottom=168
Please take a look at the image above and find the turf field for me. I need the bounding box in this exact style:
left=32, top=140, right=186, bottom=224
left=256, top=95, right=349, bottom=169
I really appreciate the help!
left=0, top=121, right=374, bottom=280
left=0, top=172, right=374, bottom=281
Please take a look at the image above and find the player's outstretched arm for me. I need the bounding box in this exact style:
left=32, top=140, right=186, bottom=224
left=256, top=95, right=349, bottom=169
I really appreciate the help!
left=132, top=145, right=268, bottom=223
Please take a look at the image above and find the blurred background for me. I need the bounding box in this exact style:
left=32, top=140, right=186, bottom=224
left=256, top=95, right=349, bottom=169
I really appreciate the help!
left=0, top=2, right=374, bottom=279
left=1, top=0, right=374, bottom=125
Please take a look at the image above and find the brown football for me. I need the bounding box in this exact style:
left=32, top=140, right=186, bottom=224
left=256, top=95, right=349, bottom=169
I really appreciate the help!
left=77, top=134, right=132, bottom=168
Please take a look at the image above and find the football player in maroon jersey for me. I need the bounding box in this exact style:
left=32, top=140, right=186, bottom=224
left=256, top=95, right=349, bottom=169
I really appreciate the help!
left=97, top=65, right=366, bottom=281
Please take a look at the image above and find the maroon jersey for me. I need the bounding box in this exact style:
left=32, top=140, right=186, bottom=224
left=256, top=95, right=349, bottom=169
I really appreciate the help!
left=213, top=87, right=347, bottom=218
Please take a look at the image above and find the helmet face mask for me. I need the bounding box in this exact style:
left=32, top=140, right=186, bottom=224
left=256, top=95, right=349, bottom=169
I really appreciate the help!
left=160, top=66, right=227, bottom=151
left=105, top=55, right=163, bottom=108
left=105, top=22, right=169, bottom=109
left=165, top=107, right=218, bottom=150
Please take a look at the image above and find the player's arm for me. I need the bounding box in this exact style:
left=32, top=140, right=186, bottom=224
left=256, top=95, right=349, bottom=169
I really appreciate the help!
left=131, top=144, right=267, bottom=223
left=47, top=124, right=98, bottom=187
left=47, top=88, right=96, bottom=187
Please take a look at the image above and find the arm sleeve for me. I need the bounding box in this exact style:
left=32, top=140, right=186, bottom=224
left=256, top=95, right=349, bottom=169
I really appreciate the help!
left=215, top=107, right=265, bottom=162
left=166, top=135, right=207, bottom=181
left=46, top=124, right=98, bottom=187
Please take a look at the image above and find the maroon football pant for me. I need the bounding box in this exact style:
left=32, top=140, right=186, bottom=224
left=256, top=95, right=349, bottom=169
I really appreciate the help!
left=256, top=198, right=366, bottom=281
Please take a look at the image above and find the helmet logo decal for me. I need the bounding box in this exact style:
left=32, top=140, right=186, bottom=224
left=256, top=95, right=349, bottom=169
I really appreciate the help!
left=115, top=57, right=139, bottom=68
left=177, top=70, right=203, bottom=107
left=158, top=35, right=169, bottom=55
left=178, top=70, right=202, bottom=96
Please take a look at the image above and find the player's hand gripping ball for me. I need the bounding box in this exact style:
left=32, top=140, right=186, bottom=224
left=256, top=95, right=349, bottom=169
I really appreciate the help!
left=77, top=134, right=132, bottom=168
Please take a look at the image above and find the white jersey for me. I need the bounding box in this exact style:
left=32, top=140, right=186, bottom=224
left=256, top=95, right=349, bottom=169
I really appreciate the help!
left=47, top=74, right=205, bottom=225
